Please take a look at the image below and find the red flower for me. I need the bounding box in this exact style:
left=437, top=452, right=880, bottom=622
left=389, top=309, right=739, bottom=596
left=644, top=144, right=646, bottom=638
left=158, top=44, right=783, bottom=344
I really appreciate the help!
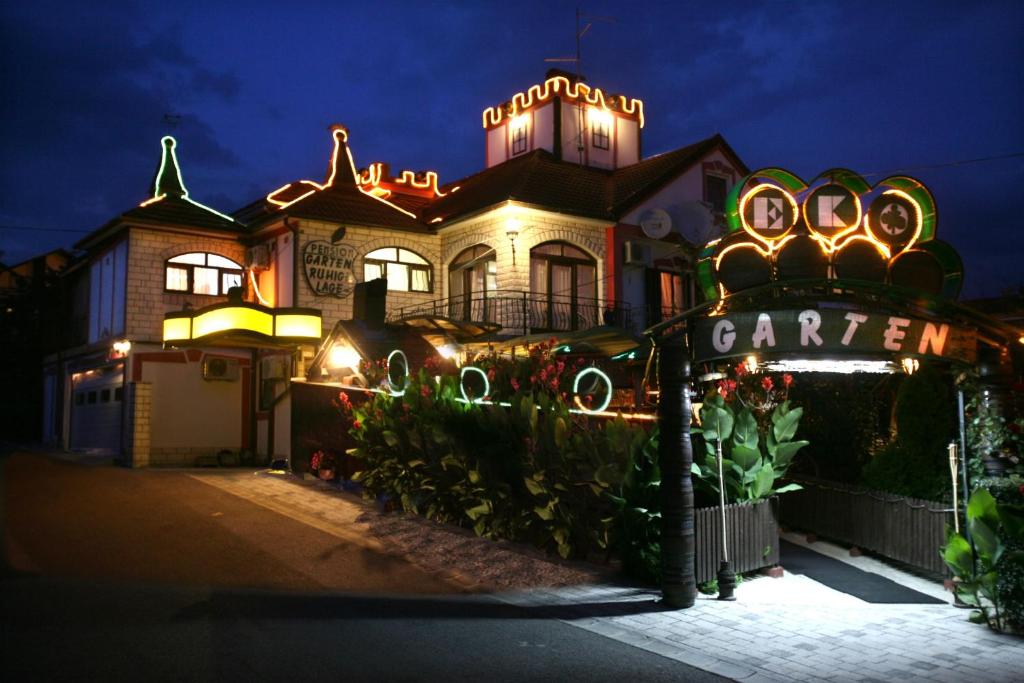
left=735, top=362, right=748, bottom=377
left=420, top=385, right=431, bottom=397
left=761, top=376, right=774, bottom=392
left=510, top=378, right=520, bottom=391
left=782, top=373, right=793, bottom=388
left=352, top=419, right=362, bottom=429
left=487, top=368, right=496, bottom=381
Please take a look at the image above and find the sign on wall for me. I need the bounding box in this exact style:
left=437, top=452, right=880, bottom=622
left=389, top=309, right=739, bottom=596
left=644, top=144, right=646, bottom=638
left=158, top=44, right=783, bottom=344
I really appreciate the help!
left=303, top=240, right=357, bottom=298
left=693, top=309, right=977, bottom=364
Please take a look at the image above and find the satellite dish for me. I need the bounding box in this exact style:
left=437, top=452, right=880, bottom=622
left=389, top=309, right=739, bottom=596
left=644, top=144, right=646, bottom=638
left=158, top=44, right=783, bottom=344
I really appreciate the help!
left=639, top=208, right=672, bottom=239
left=676, top=201, right=714, bottom=244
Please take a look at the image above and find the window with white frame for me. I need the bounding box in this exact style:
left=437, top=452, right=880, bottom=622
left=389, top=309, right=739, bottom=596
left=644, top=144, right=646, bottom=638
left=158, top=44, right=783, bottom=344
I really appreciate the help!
left=363, top=247, right=433, bottom=293
left=164, top=252, right=244, bottom=296
left=589, top=109, right=611, bottom=150
left=510, top=115, right=528, bottom=155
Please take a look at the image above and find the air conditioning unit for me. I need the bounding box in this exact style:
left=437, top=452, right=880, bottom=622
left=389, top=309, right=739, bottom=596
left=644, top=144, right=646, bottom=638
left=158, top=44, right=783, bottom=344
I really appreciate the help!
left=202, top=357, right=240, bottom=381
left=246, top=244, right=271, bottom=270
left=623, top=240, right=652, bottom=267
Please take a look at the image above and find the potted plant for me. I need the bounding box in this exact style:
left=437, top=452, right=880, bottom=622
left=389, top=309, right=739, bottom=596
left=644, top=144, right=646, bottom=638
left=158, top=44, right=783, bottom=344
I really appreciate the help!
left=310, top=450, right=337, bottom=480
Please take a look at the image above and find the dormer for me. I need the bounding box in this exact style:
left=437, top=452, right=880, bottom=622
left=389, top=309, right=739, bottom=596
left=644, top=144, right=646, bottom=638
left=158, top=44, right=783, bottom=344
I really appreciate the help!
left=482, top=69, right=643, bottom=170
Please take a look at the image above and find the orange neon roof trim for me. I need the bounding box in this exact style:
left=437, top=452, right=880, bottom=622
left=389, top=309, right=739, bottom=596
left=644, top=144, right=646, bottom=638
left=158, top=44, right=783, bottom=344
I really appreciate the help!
left=482, top=75, right=644, bottom=129
left=357, top=163, right=447, bottom=198
left=265, top=127, right=418, bottom=219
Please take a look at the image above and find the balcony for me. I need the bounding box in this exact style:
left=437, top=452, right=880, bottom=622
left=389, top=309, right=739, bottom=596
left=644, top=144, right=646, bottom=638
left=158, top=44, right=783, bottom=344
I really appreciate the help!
left=387, top=290, right=633, bottom=341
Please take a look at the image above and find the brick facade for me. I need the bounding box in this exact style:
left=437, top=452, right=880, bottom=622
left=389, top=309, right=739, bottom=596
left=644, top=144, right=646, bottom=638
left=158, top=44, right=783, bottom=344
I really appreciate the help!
left=126, top=228, right=246, bottom=342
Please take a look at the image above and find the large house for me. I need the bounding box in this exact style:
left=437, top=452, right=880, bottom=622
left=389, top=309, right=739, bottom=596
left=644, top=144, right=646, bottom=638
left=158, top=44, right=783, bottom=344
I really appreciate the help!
left=42, top=70, right=747, bottom=466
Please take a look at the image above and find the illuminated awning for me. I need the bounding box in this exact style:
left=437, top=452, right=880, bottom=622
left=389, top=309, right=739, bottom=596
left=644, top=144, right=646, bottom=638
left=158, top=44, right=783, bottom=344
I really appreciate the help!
left=163, top=303, right=322, bottom=348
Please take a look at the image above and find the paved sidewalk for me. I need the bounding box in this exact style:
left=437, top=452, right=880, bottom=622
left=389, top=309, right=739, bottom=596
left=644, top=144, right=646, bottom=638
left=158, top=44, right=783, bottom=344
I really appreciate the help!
left=195, top=468, right=1023, bottom=682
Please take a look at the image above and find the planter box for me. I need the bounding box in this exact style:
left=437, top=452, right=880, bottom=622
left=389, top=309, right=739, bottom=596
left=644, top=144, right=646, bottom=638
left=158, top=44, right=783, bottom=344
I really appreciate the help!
left=778, top=477, right=949, bottom=576
left=695, top=499, right=780, bottom=583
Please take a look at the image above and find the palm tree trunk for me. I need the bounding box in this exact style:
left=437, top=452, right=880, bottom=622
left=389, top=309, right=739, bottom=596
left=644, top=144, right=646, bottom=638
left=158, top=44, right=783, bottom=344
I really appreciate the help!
left=658, top=338, right=696, bottom=608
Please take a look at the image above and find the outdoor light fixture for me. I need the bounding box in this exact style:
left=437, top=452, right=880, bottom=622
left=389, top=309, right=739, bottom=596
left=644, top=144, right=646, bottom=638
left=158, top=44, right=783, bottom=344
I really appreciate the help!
left=505, top=210, right=522, bottom=267
left=900, top=357, right=920, bottom=375
left=111, top=339, right=132, bottom=356
left=744, top=355, right=759, bottom=373
left=435, top=343, right=460, bottom=361
left=759, top=359, right=898, bottom=374
left=327, top=343, right=362, bottom=371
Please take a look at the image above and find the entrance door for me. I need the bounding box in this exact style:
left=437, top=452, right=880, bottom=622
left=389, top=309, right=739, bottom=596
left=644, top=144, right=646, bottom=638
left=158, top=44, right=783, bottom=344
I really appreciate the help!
left=529, top=242, right=597, bottom=331
left=69, top=365, right=124, bottom=454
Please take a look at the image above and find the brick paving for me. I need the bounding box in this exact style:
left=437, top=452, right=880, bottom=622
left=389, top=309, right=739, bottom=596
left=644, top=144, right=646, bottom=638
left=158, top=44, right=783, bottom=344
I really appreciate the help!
left=194, top=469, right=1024, bottom=682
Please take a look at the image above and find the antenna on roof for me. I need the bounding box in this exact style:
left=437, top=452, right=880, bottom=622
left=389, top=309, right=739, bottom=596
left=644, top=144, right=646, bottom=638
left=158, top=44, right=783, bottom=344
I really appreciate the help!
left=544, top=8, right=615, bottom=165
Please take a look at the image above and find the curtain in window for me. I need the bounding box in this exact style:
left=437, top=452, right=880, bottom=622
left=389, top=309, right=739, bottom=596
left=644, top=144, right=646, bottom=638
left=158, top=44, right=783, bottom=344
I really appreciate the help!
left=166, top=266, right=188, bottom=291
left=530, top=258, right=548, bottom=329
left=411, top=269, right=429, bottom=293
left=550, top=264, right=572, bottom=330
left=577, top=264, right=596, bottom=329
left=193, top=267, right=218, bottom=295
left=387, top=264, right=409, bottom=291
left=364, top=263, right=384, bottom=282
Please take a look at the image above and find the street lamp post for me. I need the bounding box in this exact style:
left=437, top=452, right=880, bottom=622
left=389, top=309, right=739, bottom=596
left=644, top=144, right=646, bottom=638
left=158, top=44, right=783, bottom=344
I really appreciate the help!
left=715, top=438, right=737, bottom=600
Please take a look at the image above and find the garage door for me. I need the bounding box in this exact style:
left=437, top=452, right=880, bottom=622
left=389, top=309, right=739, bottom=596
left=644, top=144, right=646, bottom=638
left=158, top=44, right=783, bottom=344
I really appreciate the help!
left=70, top=366, right=124, bottom=453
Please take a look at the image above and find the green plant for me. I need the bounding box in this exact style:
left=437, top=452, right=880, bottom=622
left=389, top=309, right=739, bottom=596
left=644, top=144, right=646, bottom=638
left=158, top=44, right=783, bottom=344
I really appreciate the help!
left=347, top=341, right=642, bottom=560
left=942, top=487, right=1024, bottom=632
left=691, top=388, right=805, bottom=504
left=606, top=425, right=662, bottom=583
left=862, top=365, right=955, bottom=500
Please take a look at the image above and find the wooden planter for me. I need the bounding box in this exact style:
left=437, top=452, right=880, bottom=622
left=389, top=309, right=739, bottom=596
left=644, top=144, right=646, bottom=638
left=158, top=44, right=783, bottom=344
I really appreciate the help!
left=694, top=499, right=780, bottom=583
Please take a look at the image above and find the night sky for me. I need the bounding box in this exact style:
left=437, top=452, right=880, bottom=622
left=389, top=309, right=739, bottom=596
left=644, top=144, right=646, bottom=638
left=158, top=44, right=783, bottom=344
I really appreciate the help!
left=2, top=1, right=1021, bottom=298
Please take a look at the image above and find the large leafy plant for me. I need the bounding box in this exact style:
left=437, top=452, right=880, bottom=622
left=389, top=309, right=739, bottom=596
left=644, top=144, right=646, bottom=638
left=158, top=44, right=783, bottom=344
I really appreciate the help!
left=691, top=366, right=806, bottom=503
left=346, top=342, right=643, bottom=560
left=942, top=487, right=1024, bottom=632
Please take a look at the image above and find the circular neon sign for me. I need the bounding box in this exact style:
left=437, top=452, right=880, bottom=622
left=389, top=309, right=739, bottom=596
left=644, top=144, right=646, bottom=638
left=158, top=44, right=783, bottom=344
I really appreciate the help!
left=385, top=349, right=409, bottom=397
left=459, top=366, right=490, bottom=404
left=573, top=367, right=613, bottom=413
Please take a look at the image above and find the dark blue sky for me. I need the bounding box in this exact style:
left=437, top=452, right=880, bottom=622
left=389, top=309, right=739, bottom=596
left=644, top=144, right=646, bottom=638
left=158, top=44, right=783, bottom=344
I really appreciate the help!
left=2, top=1, right=1021, bottom=297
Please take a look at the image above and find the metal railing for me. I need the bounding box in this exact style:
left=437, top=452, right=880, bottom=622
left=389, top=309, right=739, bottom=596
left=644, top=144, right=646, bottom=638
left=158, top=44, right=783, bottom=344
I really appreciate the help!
left=387, top=290, right=633, bottom=335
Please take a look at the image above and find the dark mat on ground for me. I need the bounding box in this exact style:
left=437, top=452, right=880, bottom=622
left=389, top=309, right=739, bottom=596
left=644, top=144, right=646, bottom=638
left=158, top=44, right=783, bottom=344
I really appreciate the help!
left=780, top=540, right=944, bottom=604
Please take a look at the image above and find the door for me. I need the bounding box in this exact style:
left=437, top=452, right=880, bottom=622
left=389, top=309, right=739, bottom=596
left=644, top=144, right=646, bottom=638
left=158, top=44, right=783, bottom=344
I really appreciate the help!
left=69, top=365, right=124, bottom=454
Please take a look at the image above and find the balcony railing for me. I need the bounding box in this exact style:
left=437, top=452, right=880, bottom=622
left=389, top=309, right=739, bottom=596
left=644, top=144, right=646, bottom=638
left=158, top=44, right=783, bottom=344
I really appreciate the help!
left=387, top=290, right=633, bottom=336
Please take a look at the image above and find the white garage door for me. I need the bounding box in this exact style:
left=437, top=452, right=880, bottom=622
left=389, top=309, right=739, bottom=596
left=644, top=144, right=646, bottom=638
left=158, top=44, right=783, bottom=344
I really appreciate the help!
left=70, top=366, right=124, bottom=453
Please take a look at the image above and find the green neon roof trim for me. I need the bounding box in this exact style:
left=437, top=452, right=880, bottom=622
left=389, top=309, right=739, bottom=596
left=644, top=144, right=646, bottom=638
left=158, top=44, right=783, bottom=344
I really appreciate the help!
left=815, top=168, right=872, bottom=195
left=879, top=175, right=937, bottom=242
left=154, top=136, right=187, bottom=199
left=724, top=168, right=807, bottom=233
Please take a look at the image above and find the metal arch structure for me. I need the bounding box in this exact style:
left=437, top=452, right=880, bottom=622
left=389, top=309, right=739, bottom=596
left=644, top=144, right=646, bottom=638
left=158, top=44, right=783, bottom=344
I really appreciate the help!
left=643, top=278, right=1023, bottom=609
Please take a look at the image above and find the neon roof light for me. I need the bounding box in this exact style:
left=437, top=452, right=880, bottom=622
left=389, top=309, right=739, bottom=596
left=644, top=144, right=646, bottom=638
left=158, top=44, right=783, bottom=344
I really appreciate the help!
left=265, top=126, right=418, bottom=219
left=140, top=136, right=237, bottom=223
left=482, top=75, right=644, bottom=129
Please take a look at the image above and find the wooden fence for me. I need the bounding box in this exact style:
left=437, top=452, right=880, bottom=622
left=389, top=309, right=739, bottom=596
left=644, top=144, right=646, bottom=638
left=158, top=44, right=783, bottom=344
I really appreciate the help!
left=778, top=477, right=951, bottom=575
left=695, top=499, right=780, bottom=583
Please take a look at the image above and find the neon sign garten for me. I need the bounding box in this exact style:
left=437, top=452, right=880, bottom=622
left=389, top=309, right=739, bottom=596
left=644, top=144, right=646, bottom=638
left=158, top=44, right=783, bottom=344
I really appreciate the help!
left=693, top=309, right=976, bottom=364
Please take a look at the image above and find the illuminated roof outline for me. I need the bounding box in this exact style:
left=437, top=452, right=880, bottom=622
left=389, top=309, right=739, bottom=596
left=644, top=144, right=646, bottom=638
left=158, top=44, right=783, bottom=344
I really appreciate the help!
left=482, top=74, right=644, bottom=129
left=139, top=136, right=238, bottom=223
left=265, top=126, right=418, bottom=221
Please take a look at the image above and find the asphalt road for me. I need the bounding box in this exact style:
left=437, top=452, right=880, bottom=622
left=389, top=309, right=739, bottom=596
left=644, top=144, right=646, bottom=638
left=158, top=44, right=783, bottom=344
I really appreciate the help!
left=2, top=452, right=727, bottom=682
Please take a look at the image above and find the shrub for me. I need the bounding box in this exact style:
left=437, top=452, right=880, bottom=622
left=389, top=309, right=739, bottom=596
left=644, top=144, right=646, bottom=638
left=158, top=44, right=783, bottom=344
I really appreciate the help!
left=942, top=486, right=1024, bottom=632
left=346, top=342, right=648, bottom=560
left=862, top=365, right=955, bottom=501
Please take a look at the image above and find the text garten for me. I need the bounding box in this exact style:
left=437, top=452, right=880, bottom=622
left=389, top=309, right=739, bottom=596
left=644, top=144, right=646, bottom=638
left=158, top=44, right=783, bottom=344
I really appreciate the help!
left=709, top=310, right=949, bottom=356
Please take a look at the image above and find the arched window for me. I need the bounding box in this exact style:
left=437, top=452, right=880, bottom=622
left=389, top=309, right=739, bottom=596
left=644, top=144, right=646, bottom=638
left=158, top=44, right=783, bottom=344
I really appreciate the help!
left=363, top=247, right=432, bottom=293
left=448, top=244, right=496, bottom=322
left=529, top=242, right=597, bottom=331
left=165, top=252, right=243, bottom=296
